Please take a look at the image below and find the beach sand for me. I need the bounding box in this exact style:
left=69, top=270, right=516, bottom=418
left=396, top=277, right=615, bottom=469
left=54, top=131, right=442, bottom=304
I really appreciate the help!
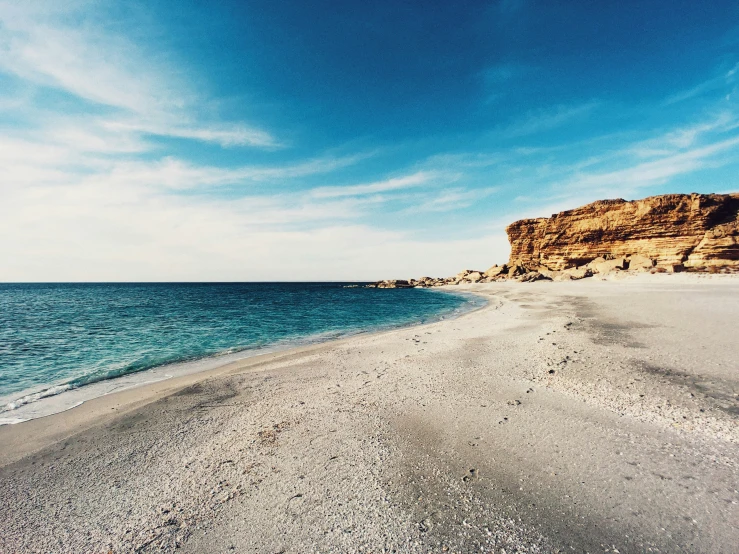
left=1, top=275, right=738, bottom=553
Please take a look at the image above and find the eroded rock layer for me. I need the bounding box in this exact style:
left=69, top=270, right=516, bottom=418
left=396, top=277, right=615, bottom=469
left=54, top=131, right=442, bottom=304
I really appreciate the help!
left=506, top=193, right=739, bottom=271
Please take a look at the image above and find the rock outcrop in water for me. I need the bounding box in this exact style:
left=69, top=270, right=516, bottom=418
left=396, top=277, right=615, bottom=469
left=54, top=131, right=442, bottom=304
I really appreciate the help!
left=506, top=193, right=739, bottom=272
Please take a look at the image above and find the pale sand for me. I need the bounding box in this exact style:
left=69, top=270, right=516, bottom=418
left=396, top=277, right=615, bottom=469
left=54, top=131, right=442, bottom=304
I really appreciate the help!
left=1, top=275, right=738, bottom=553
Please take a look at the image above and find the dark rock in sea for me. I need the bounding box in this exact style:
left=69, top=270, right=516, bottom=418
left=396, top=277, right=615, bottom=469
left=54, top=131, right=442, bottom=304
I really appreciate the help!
left=367, top=279, right=415, bottom=289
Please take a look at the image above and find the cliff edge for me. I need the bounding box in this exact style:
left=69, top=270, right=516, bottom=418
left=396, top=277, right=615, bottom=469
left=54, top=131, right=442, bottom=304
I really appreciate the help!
left=506, top=193, right=739, bottom=272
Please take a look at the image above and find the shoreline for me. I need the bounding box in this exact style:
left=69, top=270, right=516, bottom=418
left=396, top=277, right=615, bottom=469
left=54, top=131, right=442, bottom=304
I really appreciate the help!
left=0, top=287, right=485, bottom=428
left=1, top=274, right=737, bottom=552
left=0, top=288, right=488, bottom=467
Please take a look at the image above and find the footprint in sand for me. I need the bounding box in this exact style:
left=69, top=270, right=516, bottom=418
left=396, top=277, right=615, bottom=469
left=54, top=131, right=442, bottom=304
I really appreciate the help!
left=286, top=493, right=305, bottom=514
left=462, top=468, right=478, bottom=482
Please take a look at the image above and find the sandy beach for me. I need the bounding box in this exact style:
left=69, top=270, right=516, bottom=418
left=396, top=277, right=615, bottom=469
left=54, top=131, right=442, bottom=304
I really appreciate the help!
left=1, top=275, right=738, bottom=553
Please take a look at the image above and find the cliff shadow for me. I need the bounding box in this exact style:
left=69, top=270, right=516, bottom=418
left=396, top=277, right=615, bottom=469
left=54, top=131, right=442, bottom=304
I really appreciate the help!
left=637, top=362, right=739, bottom=416
left=567, top=296, right=660, bottom=349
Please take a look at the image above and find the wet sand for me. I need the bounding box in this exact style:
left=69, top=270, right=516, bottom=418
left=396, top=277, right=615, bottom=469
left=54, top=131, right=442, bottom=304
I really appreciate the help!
left=1, top=275, right=738, bottom=553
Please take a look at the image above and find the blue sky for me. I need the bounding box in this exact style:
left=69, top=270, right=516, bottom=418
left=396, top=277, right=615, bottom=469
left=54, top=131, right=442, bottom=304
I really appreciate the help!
left=2, top=0, right=739, bottom=281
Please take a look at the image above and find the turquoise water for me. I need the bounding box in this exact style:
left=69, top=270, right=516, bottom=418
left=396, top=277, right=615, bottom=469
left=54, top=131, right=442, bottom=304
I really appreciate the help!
left=0, top=283, right=479, bottom=417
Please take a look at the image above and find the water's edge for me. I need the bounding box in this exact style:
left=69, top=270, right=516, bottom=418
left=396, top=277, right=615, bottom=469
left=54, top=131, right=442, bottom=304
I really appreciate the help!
left=0, top=289, right=486, bottom=425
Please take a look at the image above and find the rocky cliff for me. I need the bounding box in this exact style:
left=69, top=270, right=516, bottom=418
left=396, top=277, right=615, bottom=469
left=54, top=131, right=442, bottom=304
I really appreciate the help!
left=506, top=193, right=739, bottom=272
left=366, top=192, right=739, bottom=289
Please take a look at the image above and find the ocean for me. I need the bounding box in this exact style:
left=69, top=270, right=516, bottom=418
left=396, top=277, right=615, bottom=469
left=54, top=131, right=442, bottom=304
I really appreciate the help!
left=0, top=282, right=480, bottom=424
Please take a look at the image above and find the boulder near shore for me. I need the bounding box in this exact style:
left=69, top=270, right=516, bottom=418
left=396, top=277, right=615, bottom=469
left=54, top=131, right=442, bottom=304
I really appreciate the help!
left=368, top=192, right=739, bottom=288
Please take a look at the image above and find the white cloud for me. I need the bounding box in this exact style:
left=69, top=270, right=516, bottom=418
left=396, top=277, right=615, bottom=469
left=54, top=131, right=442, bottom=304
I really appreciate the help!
left=0, top=172, right=509, bottom=281
left=93, top=154, right=370, bottom=191
left=630, top=113, right=738, bottom=155
left=310, top=171, right=445, bottom=198
left=101, top=120, right=280, bottom=149
left=567, top=135, right=739, bottom=192
left=0, top=2, right=178, bottom=114
left=405, top=187, right=499, bottom=214
left=424, top=151, right=506, bottom=169
left=0, top=1, right=278, bottom=148
left=498, top=101, right=599, bottom=138
left=664, top=61, right=739, bottom=105
left=480, top=63, right=529, bottom=98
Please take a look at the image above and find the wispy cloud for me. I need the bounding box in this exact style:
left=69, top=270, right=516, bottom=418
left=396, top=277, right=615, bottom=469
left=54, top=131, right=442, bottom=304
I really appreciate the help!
left=405, top=187, right=499, bottom=214
left=0, top=1, right=278, bottom=148
left=482, top=63, right=526, bottom=84
left=498, top=101, right=600, bottom=138
left=497, top=0, right=528, bottom=14
left=566, top=135, right=739, bottom=192
left=99, top=154, right=370, bottom=191
left=616, top=114, right=738, bottom=166
left=0, top=2, right=181, bottom=114
left=664, top=61, right=739, bottom=105
left=310, top=171, right=446, bottom=199
left=0, top=139, right=371, bottom=193
left=103, top=120, right=280, bottom=149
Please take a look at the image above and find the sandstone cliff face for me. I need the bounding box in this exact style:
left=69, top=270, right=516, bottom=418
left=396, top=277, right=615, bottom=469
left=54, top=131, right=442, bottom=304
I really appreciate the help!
left=506, top=193, right=739, bottom=271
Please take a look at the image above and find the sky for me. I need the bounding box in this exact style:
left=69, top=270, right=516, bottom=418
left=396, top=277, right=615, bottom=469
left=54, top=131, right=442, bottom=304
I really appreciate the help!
left=1, top=0, right=739, bottom=281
